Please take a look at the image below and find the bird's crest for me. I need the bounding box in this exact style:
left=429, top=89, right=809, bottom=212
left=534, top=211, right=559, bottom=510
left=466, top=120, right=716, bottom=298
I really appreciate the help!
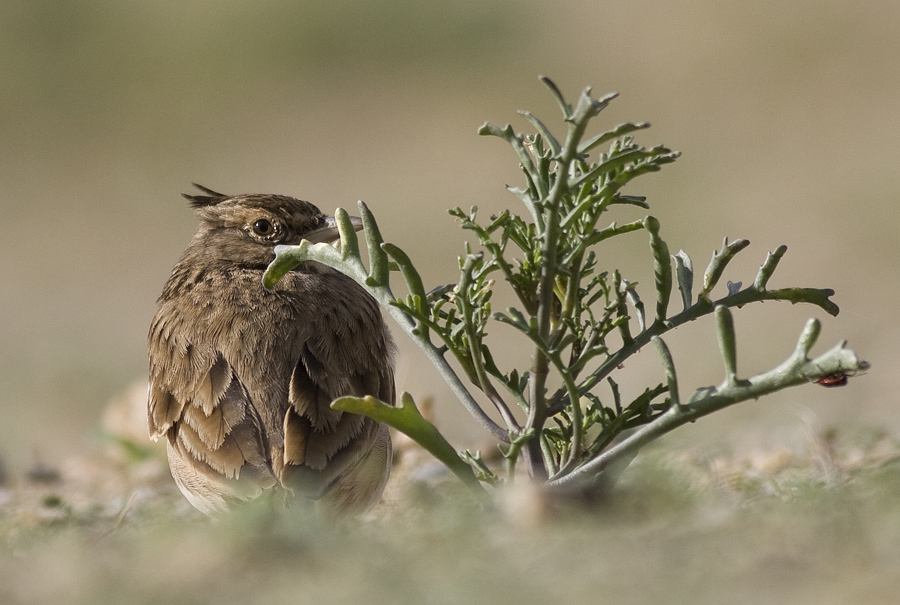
left=182, top=183, right=229, bottom=208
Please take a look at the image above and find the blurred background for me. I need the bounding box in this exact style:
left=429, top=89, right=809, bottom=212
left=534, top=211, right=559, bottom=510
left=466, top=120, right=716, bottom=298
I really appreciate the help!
left=0, top=0, right=897, bottom=472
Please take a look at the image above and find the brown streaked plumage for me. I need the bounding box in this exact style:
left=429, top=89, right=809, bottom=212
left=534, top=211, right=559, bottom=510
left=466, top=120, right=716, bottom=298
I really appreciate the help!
left=148, top=184, right=394, bottom=516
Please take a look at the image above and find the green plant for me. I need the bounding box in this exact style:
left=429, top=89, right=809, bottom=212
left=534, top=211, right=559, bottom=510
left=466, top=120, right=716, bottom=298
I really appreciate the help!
left=263, top=77, right=868, bottom=493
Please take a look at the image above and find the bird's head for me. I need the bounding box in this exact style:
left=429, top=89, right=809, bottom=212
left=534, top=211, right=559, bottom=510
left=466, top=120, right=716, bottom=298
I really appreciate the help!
left=181, top=184, right=360, bottom=268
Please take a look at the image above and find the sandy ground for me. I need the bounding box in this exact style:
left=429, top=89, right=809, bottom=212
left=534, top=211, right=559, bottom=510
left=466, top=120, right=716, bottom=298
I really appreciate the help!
left=2, top=407, right=899, bottom=605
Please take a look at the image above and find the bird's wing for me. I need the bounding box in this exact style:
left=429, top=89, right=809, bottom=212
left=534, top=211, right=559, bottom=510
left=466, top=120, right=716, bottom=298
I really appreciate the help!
left=148, top=311, right=276, bottom=514
left=279, top=281, right=396, bottom=506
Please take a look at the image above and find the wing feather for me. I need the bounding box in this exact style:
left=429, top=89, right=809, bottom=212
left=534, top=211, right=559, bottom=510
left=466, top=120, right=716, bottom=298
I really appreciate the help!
left=149, top=309, right=274, bottom=509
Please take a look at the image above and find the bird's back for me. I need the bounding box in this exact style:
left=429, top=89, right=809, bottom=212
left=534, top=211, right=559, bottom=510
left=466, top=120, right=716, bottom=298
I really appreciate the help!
left=149, top=249, right=394, bottom=515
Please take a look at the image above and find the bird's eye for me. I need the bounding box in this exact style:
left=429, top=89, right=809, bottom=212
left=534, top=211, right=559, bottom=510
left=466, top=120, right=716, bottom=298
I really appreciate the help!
left=251, top=218, right=274, bottom=236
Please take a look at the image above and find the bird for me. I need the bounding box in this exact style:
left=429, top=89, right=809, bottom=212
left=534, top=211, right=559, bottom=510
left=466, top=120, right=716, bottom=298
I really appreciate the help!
left=147, top=184, right=394, bottom=516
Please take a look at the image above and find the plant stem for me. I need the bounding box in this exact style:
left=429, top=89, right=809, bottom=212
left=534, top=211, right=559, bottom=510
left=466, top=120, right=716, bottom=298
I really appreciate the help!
left=546, top=284, right=838, bottom=411
left=458, top=255, right=520, bottom=432
left=526, top=90, right=603, bottom=480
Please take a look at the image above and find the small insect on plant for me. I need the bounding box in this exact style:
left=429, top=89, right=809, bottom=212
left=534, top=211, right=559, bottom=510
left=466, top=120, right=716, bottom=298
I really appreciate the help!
left=817, top=374, right=850, bottom=387
left=816, top=367, right=868, bottom=388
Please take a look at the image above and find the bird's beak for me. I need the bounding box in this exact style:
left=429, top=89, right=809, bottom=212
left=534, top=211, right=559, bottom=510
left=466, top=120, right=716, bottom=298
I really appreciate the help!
left=304, top=215, right=364, bottom=244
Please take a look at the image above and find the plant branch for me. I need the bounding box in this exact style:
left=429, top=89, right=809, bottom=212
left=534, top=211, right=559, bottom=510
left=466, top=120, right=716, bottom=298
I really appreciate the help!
left=263, top=203, right=510, bottom=443
left=457, top=254, right=521, bottom=431
left=547, top=319, right=869, bottom=489
left=332, top=392, right=488, bottom=495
